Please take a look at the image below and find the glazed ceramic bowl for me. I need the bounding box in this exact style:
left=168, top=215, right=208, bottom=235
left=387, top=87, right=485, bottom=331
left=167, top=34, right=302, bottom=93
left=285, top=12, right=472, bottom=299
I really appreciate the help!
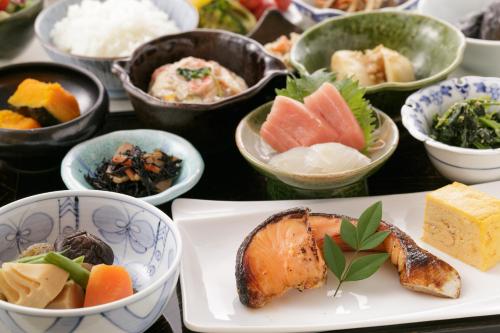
left=61, top=130, right=204, bottom=206
left=0, top=62, right=108, bottom=171
left=0, top=190, right=181, bottom=333
left=112, top=29, right=288, bottom=148
left=418, top=0, right=500, bottom=77
left=236, top=102, right=399, bottom=199
left=291, top=11, right=466, bottom=114
left=0, top=0, right=43, bottom=59
left=35, top=0, right=198, bottom=98
left=293, top=0, right=418, bottom=23
left=402, top=76, right=500, bottom=184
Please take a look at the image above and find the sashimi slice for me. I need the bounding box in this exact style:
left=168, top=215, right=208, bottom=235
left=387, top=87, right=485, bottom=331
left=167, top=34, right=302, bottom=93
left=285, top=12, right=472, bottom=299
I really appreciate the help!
left=304, top=83, right=365, bottom=150
left=260, top=96, right=338, bottom=152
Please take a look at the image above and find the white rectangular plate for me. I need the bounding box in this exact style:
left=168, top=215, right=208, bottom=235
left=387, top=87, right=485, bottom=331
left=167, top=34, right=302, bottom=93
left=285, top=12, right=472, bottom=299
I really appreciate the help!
left=173, top=181, right=500, bottom=333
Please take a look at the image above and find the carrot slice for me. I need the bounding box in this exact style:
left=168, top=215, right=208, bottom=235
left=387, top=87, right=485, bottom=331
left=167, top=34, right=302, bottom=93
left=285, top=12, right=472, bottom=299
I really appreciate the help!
left=83, top=265, right=133, bottom=307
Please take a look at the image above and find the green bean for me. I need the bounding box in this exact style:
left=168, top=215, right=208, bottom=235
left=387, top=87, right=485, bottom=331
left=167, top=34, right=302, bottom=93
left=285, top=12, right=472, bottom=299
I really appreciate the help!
left=44, top=252, right=90, bottom=288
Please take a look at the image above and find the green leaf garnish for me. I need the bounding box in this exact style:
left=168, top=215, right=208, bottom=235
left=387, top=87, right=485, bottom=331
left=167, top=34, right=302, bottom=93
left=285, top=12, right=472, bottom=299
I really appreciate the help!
left=177, top=67, right=212, bottom=81
left=322, top=201, right=389, bottom=297
left=340, top=218, right=357, bottom=249
left=344, top=253, right=390, bottom=282
left=356, top=201, right=382, bottom=243
left=360, top=230, right=390, bottom=251
left=275, top=69, right=376, bottom=149
left=323, top=235, right=345, bottom=280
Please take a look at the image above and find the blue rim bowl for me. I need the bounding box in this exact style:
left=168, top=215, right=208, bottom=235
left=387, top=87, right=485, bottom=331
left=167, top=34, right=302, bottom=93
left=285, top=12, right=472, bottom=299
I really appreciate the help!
left=61, top=129, right=204, bottom=206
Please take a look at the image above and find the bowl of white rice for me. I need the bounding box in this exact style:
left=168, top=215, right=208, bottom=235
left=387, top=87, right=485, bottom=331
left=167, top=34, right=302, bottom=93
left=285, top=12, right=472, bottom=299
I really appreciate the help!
left=35, top=0, right=198, bottom=98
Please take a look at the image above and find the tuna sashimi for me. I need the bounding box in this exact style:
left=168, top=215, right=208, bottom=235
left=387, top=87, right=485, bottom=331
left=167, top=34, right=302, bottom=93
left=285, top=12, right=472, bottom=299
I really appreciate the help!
left=304, top=83, right=365, bottom=151
left=260, top=96, right=338, bottom=153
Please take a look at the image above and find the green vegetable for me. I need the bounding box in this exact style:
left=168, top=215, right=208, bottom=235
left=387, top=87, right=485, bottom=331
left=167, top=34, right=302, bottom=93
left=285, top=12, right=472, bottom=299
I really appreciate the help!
left=322, top=201, right=390, bottom=297
left=276, top=70, right=377, bottom=149
left=44, top=252, right=90, bottom=289
left=177, top=67, right=212, bottom=81
left=198, top=0, right=256, bottom=35
left=431, top=97, right=500, bottom=149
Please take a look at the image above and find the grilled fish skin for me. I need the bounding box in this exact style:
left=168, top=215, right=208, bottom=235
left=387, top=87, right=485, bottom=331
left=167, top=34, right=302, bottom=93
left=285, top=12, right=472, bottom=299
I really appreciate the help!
left=309, top=213, right=461, bottom=299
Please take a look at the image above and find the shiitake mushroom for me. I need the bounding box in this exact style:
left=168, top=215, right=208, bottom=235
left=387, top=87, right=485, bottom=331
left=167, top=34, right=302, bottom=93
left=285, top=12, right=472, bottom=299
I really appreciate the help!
left=54, top=231, right=114, bottom=265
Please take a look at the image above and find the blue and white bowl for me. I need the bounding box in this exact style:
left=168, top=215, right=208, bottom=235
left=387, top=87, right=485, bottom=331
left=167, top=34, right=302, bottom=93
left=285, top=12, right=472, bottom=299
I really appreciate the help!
left=61, top=129, right=204, bottom=206
left=293, top=0, right=418, bottom=23
left=402, top=76, right=500, bottom=184
left=0, top=190, right=182, bottom=333
left=34, top=0, right=199, bottom=98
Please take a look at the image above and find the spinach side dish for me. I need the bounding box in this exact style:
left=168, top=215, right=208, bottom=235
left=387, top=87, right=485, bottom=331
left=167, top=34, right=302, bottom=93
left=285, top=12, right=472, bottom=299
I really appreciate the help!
left=430, top=98, right=500, bottom=149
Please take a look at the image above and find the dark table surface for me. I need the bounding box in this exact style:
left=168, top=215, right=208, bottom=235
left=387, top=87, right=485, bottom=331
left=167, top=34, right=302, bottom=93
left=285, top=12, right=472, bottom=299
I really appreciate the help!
left=1, top=111, right=500, bottom=333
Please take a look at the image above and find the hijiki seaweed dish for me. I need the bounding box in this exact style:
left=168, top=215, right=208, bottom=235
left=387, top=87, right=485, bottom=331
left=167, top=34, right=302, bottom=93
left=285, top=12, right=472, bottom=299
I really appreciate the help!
left=85, top=143, right=182, bottom=197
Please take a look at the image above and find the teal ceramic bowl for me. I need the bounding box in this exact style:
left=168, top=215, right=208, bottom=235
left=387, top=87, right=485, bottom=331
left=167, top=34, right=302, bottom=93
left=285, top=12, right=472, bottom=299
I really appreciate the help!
left=0, top=0, right=43, bottom=59
left=235, top=102, right=399, bottom=199
left=291, top=11, right=466, bottom=114
left=61, top=129, right=204, bottom=206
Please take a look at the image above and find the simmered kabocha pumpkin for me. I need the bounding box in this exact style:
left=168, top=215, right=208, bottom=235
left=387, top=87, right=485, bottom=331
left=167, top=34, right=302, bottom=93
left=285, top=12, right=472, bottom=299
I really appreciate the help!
left=8, top=79, right=80, bottom=126
left=0, top=110, right=41, bottom=129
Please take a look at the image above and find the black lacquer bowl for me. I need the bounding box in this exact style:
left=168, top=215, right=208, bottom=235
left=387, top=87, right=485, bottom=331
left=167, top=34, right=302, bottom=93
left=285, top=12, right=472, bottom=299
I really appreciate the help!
left=112, top=29, right=287, bottom=148
left=0, top=62, right=108, bottom=171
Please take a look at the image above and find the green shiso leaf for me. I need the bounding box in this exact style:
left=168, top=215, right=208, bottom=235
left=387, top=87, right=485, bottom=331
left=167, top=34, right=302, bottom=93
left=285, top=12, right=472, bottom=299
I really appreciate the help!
left=275, top=69, right=376, bottom=149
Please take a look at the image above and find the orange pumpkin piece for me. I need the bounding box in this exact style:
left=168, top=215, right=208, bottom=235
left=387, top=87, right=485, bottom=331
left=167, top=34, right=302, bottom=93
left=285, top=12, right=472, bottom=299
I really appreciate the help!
left=83, top=264, right=134, bottom=307
left=8, top=79, right=80, bottom=123
left=0, top=110, right=41, bottom=129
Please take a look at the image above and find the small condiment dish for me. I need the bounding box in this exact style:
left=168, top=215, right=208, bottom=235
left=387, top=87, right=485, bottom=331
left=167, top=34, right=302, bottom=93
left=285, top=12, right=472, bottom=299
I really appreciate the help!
left=290, top=11, right=466, bottom=114
left=236, top=102, right=399, bottom=199
left=61, top=129, right=204, bottom=206
left=0, top=62, right=108, bottom=171
left=402, top=76, right=500, bottom=184
left=35, top=0, right=198, bottom=98
left=293, top=0, right=418, bottom=23
left=0, top=190, right=181, bottom=333
left=418, top=0, right=500, bottom=77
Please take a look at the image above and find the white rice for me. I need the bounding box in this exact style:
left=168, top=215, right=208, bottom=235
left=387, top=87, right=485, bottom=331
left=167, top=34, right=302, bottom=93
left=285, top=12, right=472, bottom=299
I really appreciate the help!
left=51, top=0, right=179, bottom=58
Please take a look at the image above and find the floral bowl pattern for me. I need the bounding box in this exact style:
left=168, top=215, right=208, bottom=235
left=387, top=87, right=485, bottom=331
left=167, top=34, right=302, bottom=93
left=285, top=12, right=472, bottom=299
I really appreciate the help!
left=402, top=76, right=500, bottom=184
left=60, top=129, right=204, bottom=206
left=0, top=190, right=182, bottom=333
left=292, top=0, right=419, bottom=23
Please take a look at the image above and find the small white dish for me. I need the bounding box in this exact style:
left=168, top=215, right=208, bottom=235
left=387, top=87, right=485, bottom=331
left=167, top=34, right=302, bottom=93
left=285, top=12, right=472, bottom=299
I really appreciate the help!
left=61, top=129, right=204, bottom=206
left=418, top=0, right=500, bottom=77
left=173, top=181, right=500, bottom=332
left=401, top=76, right=500, bottom=184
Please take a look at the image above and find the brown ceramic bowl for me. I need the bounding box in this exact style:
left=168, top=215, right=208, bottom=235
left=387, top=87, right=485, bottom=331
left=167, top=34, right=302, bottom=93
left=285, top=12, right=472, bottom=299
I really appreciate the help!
left=0, top=62, right=108, bottom=171
left=112, top=29, right=287, bottom=148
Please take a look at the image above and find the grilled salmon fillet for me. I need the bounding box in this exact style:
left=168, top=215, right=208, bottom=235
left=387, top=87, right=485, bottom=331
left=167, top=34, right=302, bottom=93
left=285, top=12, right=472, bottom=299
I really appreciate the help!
left=236, top=208, right=327, bottom=308
left=309, top=213, right=461, bottom=299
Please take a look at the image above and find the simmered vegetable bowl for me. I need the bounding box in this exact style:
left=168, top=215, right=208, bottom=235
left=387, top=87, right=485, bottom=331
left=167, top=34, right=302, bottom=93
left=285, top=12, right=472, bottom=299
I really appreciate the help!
left=0, top=231, right=134, bottom=309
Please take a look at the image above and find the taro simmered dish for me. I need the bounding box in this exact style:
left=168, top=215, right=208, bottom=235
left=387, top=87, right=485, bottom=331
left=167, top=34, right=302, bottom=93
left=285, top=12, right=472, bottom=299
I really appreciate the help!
left=148, top=57, right=248, bottom=104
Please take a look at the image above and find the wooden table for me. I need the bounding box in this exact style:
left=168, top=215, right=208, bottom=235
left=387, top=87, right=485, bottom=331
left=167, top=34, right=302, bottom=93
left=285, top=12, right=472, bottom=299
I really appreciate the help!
left=2, top=111, right=500, bottom=333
